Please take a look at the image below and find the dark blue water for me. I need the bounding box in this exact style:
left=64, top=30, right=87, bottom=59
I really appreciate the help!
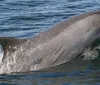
left=0, top=0, right=100, bottom=85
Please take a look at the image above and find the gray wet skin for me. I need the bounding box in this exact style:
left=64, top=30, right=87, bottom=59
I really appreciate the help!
left=0, top=11, right=100, bottom=74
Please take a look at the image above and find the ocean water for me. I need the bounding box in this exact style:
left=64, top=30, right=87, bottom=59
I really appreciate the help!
left=0, top=0, right=100, bottom=85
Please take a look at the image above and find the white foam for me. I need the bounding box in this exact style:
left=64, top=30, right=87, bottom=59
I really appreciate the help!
left=83, top=47, right=98, bottom=60
left=0, top=44, right=4, bottom=62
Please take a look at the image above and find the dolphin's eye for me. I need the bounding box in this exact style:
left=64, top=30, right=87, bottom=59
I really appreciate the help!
left=0, top=44, right=4, bottom=62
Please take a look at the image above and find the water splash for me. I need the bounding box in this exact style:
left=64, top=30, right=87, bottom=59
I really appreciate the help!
left=0, top=44, right=4, bottom=62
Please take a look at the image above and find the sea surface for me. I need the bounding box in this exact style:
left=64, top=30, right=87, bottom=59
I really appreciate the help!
left=0, top=0, right=100, bottom=85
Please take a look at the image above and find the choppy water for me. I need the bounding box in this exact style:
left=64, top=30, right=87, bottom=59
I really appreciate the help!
left=0, top=0, right=100, bottom=85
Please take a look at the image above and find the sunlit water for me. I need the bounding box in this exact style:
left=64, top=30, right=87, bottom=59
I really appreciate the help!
left=0, top=0, right=100, bottom=85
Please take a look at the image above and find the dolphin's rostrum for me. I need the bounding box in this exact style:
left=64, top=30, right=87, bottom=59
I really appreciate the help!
left=0, top=11, right=100, bottom=74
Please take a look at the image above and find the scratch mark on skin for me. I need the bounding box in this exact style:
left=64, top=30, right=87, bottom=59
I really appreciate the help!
left=54, top=44, right=63, bottom=55
left=53, top=49, right=65, bottom=65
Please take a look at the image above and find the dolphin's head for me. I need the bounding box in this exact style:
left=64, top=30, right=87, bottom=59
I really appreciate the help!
left=0, top=37, right=27, bottom=74
left=0, top=37, right=42, bottom=74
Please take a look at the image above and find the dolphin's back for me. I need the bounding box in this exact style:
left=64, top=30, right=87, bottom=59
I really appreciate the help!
left=31, top=11, right=100, bottom=44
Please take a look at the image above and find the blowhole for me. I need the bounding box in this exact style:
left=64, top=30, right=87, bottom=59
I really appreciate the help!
left=0, top=44, right=4, bottom=62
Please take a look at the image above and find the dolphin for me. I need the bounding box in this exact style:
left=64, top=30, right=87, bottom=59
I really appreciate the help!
left=0, top=11, right=100, bottom=74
